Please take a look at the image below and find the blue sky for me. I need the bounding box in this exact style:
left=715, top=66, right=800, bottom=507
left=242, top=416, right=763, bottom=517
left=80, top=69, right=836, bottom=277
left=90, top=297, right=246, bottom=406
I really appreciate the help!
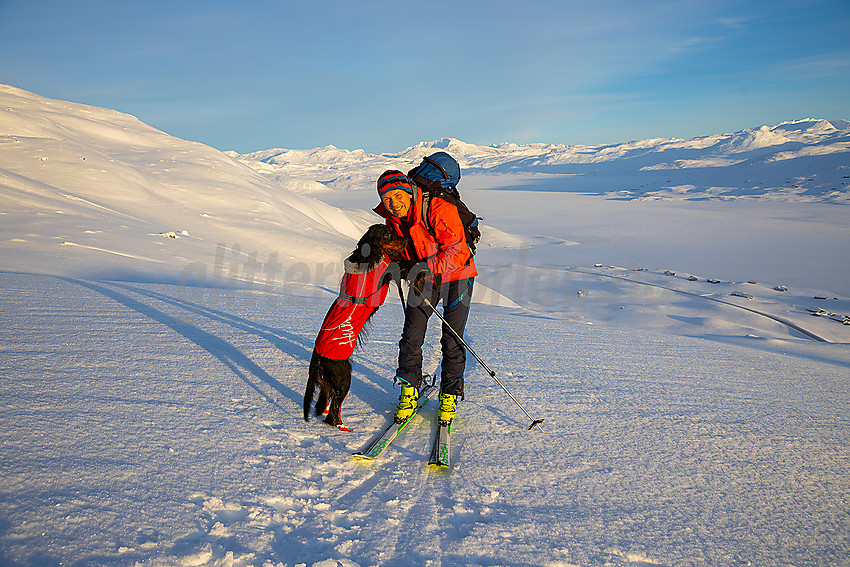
left=1, top=0, right=848, bottom=153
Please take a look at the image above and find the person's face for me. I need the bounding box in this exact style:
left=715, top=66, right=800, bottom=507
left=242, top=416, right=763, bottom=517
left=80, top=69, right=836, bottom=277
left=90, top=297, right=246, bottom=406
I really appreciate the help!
left=382, top=189, right=412, bottom=218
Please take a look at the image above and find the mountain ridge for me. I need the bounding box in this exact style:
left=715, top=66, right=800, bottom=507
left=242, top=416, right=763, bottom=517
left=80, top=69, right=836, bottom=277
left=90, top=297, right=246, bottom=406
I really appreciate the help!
left=232, top=119, right=849, bottom=202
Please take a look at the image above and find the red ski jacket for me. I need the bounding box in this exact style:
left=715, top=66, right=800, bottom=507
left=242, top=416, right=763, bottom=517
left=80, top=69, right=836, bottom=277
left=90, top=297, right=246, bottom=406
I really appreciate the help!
left=374, top=185, right=477, bottom=283
left=314, top=255, right=393, bottom=360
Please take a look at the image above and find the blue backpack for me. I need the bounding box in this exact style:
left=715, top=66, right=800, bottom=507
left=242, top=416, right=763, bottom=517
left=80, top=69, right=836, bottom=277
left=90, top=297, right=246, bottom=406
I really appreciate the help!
left=407, top=152, right=481, bottom=254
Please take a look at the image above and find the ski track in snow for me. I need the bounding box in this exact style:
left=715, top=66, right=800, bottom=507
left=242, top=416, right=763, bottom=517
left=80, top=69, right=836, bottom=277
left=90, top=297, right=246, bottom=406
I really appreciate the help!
left=1, top=272, right=848, bottom=567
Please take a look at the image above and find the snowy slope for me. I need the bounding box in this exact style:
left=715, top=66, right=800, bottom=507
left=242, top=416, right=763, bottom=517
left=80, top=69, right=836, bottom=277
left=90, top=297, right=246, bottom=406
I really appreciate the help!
left=2, top=273, right=847, bottom=567
left=1, top=85, right=849, bottom=567
left=0, top=84, right=371, bottom=282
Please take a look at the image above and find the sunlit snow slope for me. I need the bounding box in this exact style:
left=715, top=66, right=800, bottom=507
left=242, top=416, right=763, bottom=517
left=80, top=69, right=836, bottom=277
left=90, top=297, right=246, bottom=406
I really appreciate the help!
left=0, top=84, right=370, bottom=283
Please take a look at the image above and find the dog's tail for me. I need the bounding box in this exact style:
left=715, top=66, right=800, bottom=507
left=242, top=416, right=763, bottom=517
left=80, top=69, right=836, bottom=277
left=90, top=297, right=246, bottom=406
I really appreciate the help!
left=304, top=351, right=320, bottom=422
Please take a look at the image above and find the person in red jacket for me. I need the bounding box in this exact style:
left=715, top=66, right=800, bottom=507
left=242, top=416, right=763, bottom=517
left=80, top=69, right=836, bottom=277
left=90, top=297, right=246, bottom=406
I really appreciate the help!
left=374, top=169, right=477, bottom=424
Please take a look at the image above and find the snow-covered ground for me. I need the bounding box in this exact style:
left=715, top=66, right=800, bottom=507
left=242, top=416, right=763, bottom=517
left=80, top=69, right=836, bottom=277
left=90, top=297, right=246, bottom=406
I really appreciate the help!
left=1, top=84, right=848, bottom=566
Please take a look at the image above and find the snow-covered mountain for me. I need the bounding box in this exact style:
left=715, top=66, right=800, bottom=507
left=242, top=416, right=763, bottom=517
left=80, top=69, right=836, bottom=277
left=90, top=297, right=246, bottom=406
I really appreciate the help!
left=2, top=83, right=848, bottom=309
left=0, top=84, right=371, bottom=282
left=233, top=121, right=850, bottom=203
left=2, top=83, right=849, bottom=330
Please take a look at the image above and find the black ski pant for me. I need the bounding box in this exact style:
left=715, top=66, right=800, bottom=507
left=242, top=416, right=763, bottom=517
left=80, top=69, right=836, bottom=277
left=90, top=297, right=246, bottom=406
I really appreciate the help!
left=396, top=277, right=474, bottom=397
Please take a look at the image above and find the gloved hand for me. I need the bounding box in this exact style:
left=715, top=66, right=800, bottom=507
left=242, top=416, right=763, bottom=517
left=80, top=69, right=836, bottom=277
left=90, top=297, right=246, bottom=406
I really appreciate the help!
left=397, top=259, right=416, bottom=281
left=409, top=263, right=440, bottom=298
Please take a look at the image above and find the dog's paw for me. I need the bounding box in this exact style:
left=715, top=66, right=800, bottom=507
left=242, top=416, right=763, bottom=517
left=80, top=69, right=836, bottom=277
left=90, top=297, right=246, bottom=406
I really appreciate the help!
left=325, top=420, right=352, bottom=432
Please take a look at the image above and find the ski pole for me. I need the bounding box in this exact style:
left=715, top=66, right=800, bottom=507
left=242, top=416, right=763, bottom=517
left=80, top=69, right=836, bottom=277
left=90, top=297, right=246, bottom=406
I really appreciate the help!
left=418, top=295, right=545, bottom=431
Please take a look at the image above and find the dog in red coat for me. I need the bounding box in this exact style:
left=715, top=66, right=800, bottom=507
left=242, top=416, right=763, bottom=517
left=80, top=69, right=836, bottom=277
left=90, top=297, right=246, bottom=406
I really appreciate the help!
left=304, top=224, right=408, bottom=430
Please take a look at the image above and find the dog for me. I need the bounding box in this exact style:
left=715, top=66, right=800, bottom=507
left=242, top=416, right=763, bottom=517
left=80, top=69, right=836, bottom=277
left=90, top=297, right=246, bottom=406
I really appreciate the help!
left=304, top=224, right=408, bottom=430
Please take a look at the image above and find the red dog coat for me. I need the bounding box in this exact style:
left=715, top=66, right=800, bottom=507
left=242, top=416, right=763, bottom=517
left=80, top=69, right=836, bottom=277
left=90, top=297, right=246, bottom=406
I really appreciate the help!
left=314, top=255, right=393, bottom=360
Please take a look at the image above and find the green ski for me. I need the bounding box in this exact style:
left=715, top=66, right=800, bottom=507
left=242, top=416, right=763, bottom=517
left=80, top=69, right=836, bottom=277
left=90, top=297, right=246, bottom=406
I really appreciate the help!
left=353, top=383, right=437, bottom=461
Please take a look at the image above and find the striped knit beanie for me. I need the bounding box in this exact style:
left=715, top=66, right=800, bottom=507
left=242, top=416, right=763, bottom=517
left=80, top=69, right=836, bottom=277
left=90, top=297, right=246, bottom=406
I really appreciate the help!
left=377, top=170, right=415, bottom=199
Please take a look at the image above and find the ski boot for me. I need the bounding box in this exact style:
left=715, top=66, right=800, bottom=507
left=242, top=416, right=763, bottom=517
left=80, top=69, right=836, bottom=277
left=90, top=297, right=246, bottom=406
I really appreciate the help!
left=394, top=383, right=419, bottom=423
left=438, top=393, right=457, bottom=424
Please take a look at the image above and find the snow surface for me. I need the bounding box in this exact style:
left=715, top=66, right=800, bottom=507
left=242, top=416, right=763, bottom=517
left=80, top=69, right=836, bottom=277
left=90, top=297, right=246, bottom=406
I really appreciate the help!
left=1, top=84, right=849, bottom=567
